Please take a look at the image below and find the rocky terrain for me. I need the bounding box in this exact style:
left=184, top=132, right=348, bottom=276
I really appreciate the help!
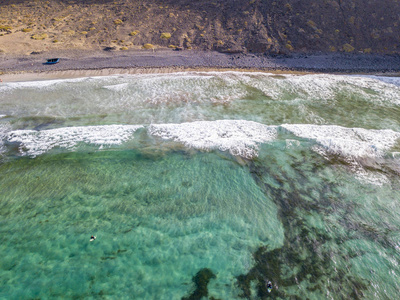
left=1, top=0, right=400, bottom=56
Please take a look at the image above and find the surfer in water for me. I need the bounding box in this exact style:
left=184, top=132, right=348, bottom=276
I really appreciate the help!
left=90, top=235, right=96, bottom=242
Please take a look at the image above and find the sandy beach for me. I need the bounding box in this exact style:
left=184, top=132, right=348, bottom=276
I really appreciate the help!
left=1, top=49, right=400, bottom=82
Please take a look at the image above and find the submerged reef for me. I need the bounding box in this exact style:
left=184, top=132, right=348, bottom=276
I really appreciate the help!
left=236, top=149, right=371, bottom=299
left=182, top=268, right=217, bottom=300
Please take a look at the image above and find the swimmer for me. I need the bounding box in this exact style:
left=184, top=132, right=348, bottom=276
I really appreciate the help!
left=267, top=281, right=272, bottom=293
left=90, top=235, right=96, bottom=242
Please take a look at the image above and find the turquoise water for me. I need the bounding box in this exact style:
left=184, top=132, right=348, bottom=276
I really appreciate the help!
left=0, top=72, right=400, bottom=299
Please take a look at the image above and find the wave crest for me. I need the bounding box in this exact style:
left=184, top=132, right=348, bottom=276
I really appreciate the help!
left=149, top=120, right=278, bottom=159
left=8, top=125, right=143, bottom=157
left=283, top=124, right=400, bottom=158
left=4, top=121, right=400, bottom=161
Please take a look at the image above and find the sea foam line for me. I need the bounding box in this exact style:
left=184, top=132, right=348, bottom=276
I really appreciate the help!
left=8, top=125, right=143, bottom=156
left=0, top=122, right=11, bottom=155
left=5, top=121, right=400, bottom=160
left=149, top=120, right=278, bottom=159
left=282, top=124, right=400, bottom=158
left=3, top=73, right=400, bottom=108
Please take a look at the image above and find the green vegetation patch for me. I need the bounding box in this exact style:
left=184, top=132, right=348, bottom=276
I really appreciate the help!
left=363, top=48, right=372, bottom=54
left=22, top=28, right=33, bottom=33
left=143, top=43, right=154, bottom=49
left=129, top=30, right=139, bottom=36
left=62, top=30, right=75, bottom=36
left=0, top=25, right=12, bottom=31
left=342, top=43, right=355, bottom=52
left=113, top=19, right=123, bottom=25
left=285, top=43, right=294, bottom=51
left=31, top=33, right=48, bottom=40
left=160, top=32, right=171, bottom=39
left=307, top=20, right=317, bottom=28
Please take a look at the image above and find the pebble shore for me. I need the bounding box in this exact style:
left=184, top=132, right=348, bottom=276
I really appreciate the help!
left=1, top=49, right=400, bottom=78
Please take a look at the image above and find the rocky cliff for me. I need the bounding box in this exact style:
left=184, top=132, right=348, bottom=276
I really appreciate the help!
left=1, top=0, right=399, bottom=54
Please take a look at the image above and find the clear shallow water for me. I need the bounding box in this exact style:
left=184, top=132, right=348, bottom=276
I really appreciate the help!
left=0, top=72, right=400, bottom=299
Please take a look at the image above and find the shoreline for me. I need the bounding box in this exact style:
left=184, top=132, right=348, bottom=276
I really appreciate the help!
left=0, top=67, right=314, bottom=82
left=2, top=50, right=400, bottom=81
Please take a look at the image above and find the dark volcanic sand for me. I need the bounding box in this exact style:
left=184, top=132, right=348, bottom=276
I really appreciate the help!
left=1, top=49, right=400, bottom=74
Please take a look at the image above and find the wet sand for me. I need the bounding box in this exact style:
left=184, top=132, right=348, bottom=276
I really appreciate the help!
left=1, top=49, right=400, bottom=81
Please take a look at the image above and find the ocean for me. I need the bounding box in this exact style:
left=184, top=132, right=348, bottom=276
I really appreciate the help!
left=0, top=71, right=399, bottom=299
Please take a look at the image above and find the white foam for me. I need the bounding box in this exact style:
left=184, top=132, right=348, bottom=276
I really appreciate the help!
left=8, top=121, right=398, bottom=160
left=0, top=77, right=95, bottom=95
left=20, top=77, right=88, bottom=86
left=239, top=73, right=400, bottom=106
left=364, top=75, right=400, bottom=87
left=149, top=120, right=277, bottom=158
left=0, top=122, right=11, bottom=155
left=285, top=139, right=301, bottom=149
left=0, top=115, right=5, bottom=119
left=348, top=159, right=390, bottom=186
left=283, top=124, right=400, bottom=158
left=102, top=83, right=130, bottom=91
left=8, top=125, right=143, bottom=156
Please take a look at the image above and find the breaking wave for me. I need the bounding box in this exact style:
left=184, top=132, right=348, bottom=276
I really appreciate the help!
left=282, top=124, right=400, bottom=158
left=5, top=121, right=400, bottom=161
left=0, top=122, right=11, bottom=155
left=149, top=120, right=277, bottom=158
left=8, top=125, right=143, bottom=157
